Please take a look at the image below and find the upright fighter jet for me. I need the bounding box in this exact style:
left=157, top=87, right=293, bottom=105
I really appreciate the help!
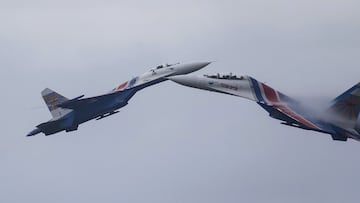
left=169, top=74, right=360, bottom=142
left=27, top=62, right=211, bottom=136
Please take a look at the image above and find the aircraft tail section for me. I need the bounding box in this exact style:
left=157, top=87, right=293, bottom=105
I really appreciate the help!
left=328, top=82, right=360, bottom=122
left=41, top=88, right=72, bottom=118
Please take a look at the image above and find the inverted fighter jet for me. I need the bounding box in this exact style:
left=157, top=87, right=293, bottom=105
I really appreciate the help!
left=169, top=73, right=360, bottom=142
left=27, top=62, right=211, bottom=136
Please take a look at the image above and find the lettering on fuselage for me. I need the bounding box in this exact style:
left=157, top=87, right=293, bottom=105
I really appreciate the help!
left=220, top=83, right=238, bottom=91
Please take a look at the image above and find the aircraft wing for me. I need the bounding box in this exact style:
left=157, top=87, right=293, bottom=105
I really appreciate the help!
left=259, top=102, right=323, bottom=130
left=58, top=92, right=119, bottom=109
left=250, top=77, right=328, bottom=132
left=276, top=105, right=320, bottom=130
left=270, top=102, right=360, bottom=141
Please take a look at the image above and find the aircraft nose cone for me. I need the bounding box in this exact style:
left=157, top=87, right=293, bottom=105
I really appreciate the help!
left=190, top=61, right=211, bottom=72
left=168, top=75, right=198, bottom=87
left=176, top=61, right=211, bottom=75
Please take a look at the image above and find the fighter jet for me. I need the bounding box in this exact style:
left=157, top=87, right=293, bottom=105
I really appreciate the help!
left=27, top=62, right=211, bottom=136
left=169, top=73, right=360, bottom=142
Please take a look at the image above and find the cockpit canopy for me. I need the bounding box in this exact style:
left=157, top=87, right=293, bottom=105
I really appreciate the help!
left=155, top=63, right=179, bottom=70
left=204, top=73, right=244, bottom=80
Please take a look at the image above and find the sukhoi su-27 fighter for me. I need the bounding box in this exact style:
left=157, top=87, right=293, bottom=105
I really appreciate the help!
left=169, top=73, right=360, bottom=142
left=27, top=62, right=211, bottom=136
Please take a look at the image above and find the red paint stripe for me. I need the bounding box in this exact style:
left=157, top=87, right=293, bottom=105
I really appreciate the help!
left=275, top=104, right=320, bottom=129
left=258, top=81, right=321, bottom=130
left=261, top=83, right=279, bottom=103
left=116, top=81, right=128, bottom=91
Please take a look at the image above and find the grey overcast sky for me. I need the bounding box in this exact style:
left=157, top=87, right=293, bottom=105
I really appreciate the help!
left=1, top=0, right=360, bottom=202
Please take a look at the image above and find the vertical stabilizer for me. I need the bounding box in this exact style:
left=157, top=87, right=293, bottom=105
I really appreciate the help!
left=328, top=83, right=360, bottom=123
left=41, top=88, right=72, bottom=118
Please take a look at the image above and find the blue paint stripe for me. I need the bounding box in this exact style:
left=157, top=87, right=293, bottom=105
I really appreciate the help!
left=249, top=77, right=265, bottom=103
left=128, top=77, right=138, bottom=88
